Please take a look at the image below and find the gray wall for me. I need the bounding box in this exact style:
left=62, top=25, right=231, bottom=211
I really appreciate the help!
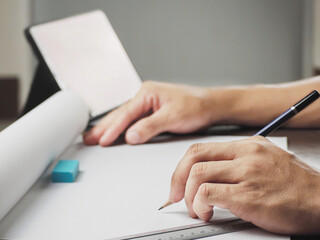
left=31, top=0, right=305, bottom=86
left=0, top=0, right=32, bottom=108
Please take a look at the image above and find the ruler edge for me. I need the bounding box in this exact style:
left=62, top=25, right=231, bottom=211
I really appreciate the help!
left=106, top=217, right=255, bottom=240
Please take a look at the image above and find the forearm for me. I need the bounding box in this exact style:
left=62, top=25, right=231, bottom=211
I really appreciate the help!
left=209, top=76, right=320, bottom=128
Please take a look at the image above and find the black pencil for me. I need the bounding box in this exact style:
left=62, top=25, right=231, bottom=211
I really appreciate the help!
left=254, top=90, right=320, bottom=137
left=159, top=90, right=320, bottom=211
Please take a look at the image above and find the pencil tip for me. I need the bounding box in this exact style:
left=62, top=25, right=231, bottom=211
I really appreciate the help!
left=158, top=200, right=173, bottom=211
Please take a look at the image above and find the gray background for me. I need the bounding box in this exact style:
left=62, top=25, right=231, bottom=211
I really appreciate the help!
left=31, top=0, right=306, bottom=86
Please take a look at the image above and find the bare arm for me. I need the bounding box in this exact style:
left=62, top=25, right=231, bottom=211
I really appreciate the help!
left=211, top=76, right=320, bottom=127
left=84, top=76, right=320, bottom=146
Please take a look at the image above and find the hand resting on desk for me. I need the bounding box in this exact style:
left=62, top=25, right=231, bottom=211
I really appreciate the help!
left=84, top=77, right=320, bottom=146
left=83, top=81, right=219, bottom=146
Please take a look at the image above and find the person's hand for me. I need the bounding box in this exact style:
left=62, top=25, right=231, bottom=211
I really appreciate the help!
left=83, top=81, right=220, bottom=146
left=169, top=136, right=320, bottom=234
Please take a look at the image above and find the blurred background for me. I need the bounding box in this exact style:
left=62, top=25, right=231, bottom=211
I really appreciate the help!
left=1, top=0, right=320, bottom=129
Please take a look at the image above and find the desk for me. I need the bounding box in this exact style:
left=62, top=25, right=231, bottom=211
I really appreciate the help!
left=0, top=128, right=318, bottom=239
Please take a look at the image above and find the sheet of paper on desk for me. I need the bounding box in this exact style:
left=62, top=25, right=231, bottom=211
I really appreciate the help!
left=0, top=135, right=289, bottom=240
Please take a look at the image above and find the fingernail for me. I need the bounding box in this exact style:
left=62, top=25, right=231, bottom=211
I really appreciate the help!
left=126, top=131, right=140, bottom=144
left=99, top=134, right=108, bottom=145
left=99, top=129, right=112, bottom=146
left=92, top=127, right=103, bottom=136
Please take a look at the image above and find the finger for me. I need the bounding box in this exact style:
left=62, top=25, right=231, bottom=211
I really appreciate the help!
left=193, top=183, right=237, bottom=221
left=98, top=92, right=157, bottom=146
left=125, top=108, right=168, bottom=144
left=184, top=161, right=241, bottom=218
left=83, top=108, right=121, bottom=145
left=83, top=126, right=106, bottom=145
left=170, top=141, right=240, bottom=203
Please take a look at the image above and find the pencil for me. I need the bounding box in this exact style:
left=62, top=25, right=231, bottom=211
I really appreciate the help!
left=254, top=90, right=320, bottom=136
left=158, top=200, right=173, bottom=211
left=158, top=90, right=320, bottom=211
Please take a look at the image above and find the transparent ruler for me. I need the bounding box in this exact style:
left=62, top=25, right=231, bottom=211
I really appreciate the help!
left=108, top=218, right=255, bottom=240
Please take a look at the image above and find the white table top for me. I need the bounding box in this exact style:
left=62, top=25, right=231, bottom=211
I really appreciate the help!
left=1, top=128, right=313, bottom=240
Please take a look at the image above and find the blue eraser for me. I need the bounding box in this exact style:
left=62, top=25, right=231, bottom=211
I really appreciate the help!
left=52, top=160, right=79, bottom=183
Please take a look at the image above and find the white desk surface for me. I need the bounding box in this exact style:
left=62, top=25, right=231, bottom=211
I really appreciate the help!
left=0, top=129, right=310, bottom=240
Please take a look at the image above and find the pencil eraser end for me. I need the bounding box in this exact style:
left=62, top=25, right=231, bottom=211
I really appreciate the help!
left=52, top=160, right=79, bottom=183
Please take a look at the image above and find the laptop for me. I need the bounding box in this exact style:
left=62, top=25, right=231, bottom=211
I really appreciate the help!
left=25, top=10, right=142, bottom=121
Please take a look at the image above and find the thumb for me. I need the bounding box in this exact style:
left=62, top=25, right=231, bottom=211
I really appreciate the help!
left=125, top=109, right=168, bottom=144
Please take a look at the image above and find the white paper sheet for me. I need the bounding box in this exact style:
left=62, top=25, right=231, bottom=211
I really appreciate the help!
left=0, top=134, right=288, bottom=240
left=0, top=91, right=89, bottom=222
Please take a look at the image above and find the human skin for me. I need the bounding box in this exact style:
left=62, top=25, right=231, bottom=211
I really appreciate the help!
left=83, top=81, right=217, bottom=146
left=83, top=76, right=320, bottom=146
left=169, top=136, right=320, bottom=235
left=83, top=76, right=320, bottom=234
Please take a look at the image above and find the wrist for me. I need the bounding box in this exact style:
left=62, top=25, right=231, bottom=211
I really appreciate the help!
left=205, top=86, right=248, bottom=125
left=206, top=84, right=293, bottom=126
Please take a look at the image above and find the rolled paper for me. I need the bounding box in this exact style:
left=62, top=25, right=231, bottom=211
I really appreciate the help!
left=0, top=91, right=89, bottom=221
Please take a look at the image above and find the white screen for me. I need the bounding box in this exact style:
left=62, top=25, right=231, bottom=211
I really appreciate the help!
left=30, top=10, right=142, bottom=117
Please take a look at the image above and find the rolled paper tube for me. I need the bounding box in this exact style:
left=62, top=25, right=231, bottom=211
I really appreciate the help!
left=0, top=91, right=89, bottom=221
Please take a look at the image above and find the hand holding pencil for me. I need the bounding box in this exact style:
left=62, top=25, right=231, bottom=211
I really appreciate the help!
left=160, top=90, right=320, bottom=235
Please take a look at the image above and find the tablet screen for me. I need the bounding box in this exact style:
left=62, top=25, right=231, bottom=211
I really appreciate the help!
left=29, top=10, right=142, bottom=118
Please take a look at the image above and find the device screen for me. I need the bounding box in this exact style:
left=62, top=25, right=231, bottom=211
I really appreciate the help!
left=29, top=10, right=142, bottom=117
